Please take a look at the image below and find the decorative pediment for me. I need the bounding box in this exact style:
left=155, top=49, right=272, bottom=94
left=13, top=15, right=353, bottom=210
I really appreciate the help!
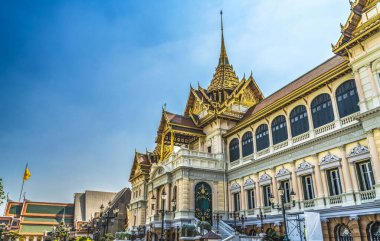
left=348, top=144, right=371, bottom=163
left=320, top=154, right=341, bottom=165
left=275, top=167, right=291, bottom=181
left=243, top=178, right=255, bottom=190
left=259, top=173, right=272, bottom=185
left=296, top=161, right=314, bottom=176
left=276, top=167, right=290, bottom=177
left=319, top=154, right=341, bottom=170
left=348, top=144, right=369, bottom=157
left=152, top=167, right=165, bottom=179
left=230, top=182, right=241, bottom=193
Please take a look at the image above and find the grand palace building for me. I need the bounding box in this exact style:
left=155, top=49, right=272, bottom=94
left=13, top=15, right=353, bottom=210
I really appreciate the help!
left=128, top=1, right=380, bottom=240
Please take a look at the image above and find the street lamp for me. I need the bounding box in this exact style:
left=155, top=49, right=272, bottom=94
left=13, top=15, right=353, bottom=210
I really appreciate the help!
left=213, top=213, right=222, bottom=234
left=239, top=214, right=247, bottom=234
left=160, top=189, right=167, bottom=241
left=229, top=212, right=239, bottom=233
left=269, top=185, right=296, bottom=241
left=256, top=208, right=267, bottom=235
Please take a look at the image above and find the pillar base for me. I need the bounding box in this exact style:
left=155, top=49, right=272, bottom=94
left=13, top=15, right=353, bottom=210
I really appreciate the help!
left=375, top=183, right=380, bottom=200
left=342, top=192, right=356, bottom=206
left=314, top=197, right=326, bottom=209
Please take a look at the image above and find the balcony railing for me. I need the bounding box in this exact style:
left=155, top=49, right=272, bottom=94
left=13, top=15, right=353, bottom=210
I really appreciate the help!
left=263, top=206, right=271, bottom=213
left=360, top=189, right=376, bottom=202
left=329, top=194, right=343, bottom=206
left=273, top=141, right=288, bottom=151
left=257, top=148, right=270, bottom=157
left=304, top=199, right=315, bottom=208
left=292, top=132, right=310, bottom=144
left=340, top=112, right=359, bottom=126
left=314, top=122, right=336, bottom=135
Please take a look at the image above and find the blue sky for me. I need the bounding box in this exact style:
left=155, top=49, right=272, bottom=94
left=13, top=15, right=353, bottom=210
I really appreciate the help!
left=0, top=0, right=349, bottom=212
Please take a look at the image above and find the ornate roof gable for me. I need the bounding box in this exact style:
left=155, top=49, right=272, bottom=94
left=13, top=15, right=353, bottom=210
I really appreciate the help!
left=333, top=0, right=380, bottom=56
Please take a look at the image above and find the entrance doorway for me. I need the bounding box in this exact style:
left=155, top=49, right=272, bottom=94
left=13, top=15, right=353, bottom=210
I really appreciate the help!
left=194, top=182, right=212, bottom=224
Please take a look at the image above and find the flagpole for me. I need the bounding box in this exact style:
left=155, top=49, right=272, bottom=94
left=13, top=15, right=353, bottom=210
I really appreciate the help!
left=19, top=163, right=28, bottom=202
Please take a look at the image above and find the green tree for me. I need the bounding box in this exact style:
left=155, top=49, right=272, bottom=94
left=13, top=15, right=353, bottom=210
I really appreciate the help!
left=8, top=231, right=20, bottom=241
left=0, top=178, right=5, bottom=206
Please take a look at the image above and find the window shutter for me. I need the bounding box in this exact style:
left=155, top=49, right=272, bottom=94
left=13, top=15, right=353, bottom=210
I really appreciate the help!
left=356, top=163, right=364, bottom=191
left=302, top=176, right=308, bottom=200
left=368, top=161, right=375, bottom=189
left=327, top=170, right=334, bottom=196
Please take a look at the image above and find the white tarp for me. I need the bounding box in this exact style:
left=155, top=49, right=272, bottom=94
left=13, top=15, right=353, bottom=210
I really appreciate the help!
left=304, top=212, right=323, bottom=241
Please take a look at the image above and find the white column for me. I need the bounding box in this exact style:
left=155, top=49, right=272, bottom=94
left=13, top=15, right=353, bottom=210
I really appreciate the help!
left=367, top=130, right=380, bottom=196
left=340, top=146, right=356, bottom=205
left=367, top=65, right=380, bottom=96
left=305, top=101, right=315, bottom=137
left=290, top=163, right=300, bottom=202
left=312, top=155, right=325, bottom=208
left=353, top=71, right=368, bottom=112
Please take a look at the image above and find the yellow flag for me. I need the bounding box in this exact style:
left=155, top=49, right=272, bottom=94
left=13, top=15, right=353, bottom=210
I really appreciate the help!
left=23, top=166, right=31, bottom=181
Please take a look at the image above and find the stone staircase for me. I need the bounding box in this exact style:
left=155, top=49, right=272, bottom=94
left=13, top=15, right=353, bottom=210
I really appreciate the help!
left=213, top=220, right=235, bottom=241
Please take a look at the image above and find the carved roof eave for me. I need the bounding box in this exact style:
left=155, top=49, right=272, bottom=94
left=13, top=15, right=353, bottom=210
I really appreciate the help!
left=334, top=17, right=380, bottom=56
left=333, top=0, right=380, bottom=56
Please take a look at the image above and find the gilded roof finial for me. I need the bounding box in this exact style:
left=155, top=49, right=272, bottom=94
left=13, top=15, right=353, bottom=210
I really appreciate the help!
left=219, top=10, right=228, bottom=66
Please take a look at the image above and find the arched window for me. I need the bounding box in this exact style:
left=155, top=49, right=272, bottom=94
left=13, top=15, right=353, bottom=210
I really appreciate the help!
left=335, top=224, right=353, bottom=241
left=290, top=105, right=309, bottom=137
left=242, top=131, right=254, bottom=157
left=229, top=138, right=240, bottom=162
left=256, top=124, right=269, bottom=151
left=367, top=221, right=380, bottom=241
left=311, top=93, right=334, bottom=128
left=336, top=79, right=359, bottom=117
left=271, top=115, right=288, bottom=144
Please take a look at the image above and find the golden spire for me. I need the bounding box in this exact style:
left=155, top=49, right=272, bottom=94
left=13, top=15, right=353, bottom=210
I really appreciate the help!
left=207, top=10, right=239, bottom=97
left=219, top=10, right=229, bottom=66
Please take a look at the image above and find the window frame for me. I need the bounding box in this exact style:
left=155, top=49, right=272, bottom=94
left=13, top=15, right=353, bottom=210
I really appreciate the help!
left=326, top=168, right=342, bottom=196
left=229, top=138, right=240, bottom=162
left=233, top=192, right=241, bottom=212
left=242, top=131, right=254, bottom=157
left=271, top=115, right=288, bottom=145
left=263, top=185, right=272, bottom=207
left=335, top=79, right=360, bottom=118
left=247, top=189, right=255, bottom=210
left=290, top=105, right=309, bottom=137
left=256, top=124, right=270, bottom=152
left=356, top=160, right=375, bottom=191
left=302, top=175, right=315, bottom=200
left=311, top=93, right=335, bottom=128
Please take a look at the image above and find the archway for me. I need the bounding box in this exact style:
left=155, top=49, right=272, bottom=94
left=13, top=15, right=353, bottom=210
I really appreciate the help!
left=194, top=182, right=213, bottom=224
left=335, top=224, right=353, bottom=241
left=367, top=221, right=380, bottom=241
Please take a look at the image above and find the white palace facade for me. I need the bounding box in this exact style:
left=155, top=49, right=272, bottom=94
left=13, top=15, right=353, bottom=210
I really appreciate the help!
left=128, top=1, right=380, bottom=240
